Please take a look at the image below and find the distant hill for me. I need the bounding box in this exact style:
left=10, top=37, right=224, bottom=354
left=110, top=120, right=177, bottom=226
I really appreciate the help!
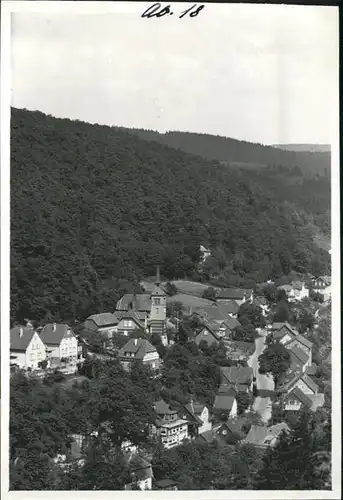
left=11, top=108, right=330, bottom=324
left=119, top=128, right=331, bottom=177
left=272, top=144, right=331, bottom=153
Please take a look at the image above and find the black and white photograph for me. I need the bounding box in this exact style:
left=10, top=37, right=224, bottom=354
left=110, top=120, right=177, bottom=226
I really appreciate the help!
left=1, top=1, right=340, bottom=497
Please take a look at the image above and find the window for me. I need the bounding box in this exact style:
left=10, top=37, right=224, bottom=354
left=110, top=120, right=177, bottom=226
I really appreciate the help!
left=154, top=298, right=161, bottom=305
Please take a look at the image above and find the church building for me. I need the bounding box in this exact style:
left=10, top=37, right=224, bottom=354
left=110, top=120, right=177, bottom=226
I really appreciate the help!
left=115, top=267, right=167, bottom=343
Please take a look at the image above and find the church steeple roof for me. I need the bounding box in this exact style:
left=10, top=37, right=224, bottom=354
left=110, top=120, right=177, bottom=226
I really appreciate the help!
left=151, top=266, right=165, bottom=297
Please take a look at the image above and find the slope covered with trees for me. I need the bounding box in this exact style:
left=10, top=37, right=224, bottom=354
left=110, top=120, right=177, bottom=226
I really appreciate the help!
left=123, top=128, right=331, bottom=177
left=11, top=108, right=330, bottom=324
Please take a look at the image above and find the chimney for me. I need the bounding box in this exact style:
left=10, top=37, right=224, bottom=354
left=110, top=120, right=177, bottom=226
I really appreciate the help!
left=132, top=285, right=137, bottom=311
left=19, top=327, right=23, bottom=337
left=156, top=266, right=160, bottom=286
left=53, top=323, right=57, bottom=332
left=190, top=397, right=195, bottom=414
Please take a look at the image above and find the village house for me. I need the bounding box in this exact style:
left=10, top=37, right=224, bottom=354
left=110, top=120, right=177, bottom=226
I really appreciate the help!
left=116, top=268, right=168, bottom=344
left=10, top=325, right=47, bottom=370
left=117, top=337, right=160, bottom=371
left=214, top=420, right=243, bottom=443
left=291, top=281, right=310, bottom=301
left=285, top=334, right=313, bottom=365
left=177, top=399, right=212, bottom=436
left=215, top=288, right=253, bottom=306
left=153, top=400, right=189, bottom=449
left=199, top=245, right=211, bottom=263
left=39, top=323, right=78, bottom=367
left=253, top=296, right=269, bottom=316
left=245, top=423, right=290, bottom=449
left=283, top=387, right=325, bottom=413
left=116, top=311, right=145, bottom=336
left=220, top=366, right=254, bottom=392
left=281, top=371, right=320, bottom=396
left=271, top=323, right=298, bottom=344
left=212, top=393, right=238, bottom=420
left=84, top=312, right=119, bottom=338
left=312, top=276, right=331, bottom=301
left=288, top=345, right=311, bottom=372
left=125, top=455, right=153, bottom=491
left=194, top=323, right=221, bottom=347
left=154, top=479, right=178, bottom=491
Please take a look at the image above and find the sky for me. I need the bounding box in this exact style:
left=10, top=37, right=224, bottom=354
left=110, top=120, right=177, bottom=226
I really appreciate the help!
left=10, top=2, right=338, bottom=145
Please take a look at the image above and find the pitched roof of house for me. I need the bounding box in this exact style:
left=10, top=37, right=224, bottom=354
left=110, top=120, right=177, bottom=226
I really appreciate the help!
left=307, top=393, right=325, bottom=411
left=150, top=285, right=166, bottom=297
left=118, top=338, right=157, bottom=360
left=301, top=374, right=320, bottom=393
left=197, top=323, right=221, bottom=341
left=217, top=384, right=237, bottom=395
left=153, top=399, right=178, bottom=416
left=129, top=455, right=153, bottom=481
left=218, top=419, right=242, bottom=435
left=289, top=345, right=309, bottom=365
left=86, top=312, right=119, bottom=327
left=291, top=334, right=313, bottom=349
left=183, top=402, right=204, bottom=426
left=222, top=316, right=241, bottom=331
left=271, top=322, right=294, bottom=331
left=116, top=293, right=152, bottom=312
left=273, top=327, right=296, bottom=342
left=245, top=423, right=289, bottom=446
left=221, top=366, right=253, bottom=385
left=216, top=288, right=252, bottom=300
left=305, top=363, right=318, bottom=376
left=292, top=281, right=306, bottom=290
left=196, top=429, right=215, bottom=444
left=10, top=326, right=36, bottom=351
left=40, top=323, right=73, bottom=345
left=277, top=284, right=293, bottom=292
left=282, top=372, right=319, bottom=394
left=116, top=310, right=144, bottom=328
left=154, top=479, right=178, bottom=489
left=194, top=305, right=230, bottom=323
left=286, top=387, right=312, bottom=407
left=213, top=394, right=236, bottom=411
left=254, top=296, right=268, bottom=307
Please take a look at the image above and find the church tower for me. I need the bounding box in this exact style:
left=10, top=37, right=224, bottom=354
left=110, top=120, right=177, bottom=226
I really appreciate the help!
left=149, top=266, right=167, bottom=338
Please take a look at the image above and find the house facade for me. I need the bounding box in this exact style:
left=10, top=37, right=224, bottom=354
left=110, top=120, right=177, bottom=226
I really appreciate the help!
left=39, top=323, right=78, bottom=365
left=212, top=394, right=238, bottom=419
left=220, top=366, right=254, bottom=392
left=84, top=313, right=119, bottom=338
left=216, top=288, right=253, bottom=306
left=312, top=276, right=331, bottom=301
left=292, top=282, right=309, bottom=301
left=194, top=325, right=220, bottom=347
left=285, top=335, right=313, bottom=365
left=118, top=338, right=160, bottom=370
left=10, top=326, right=47, bottom=370
left=153, top=400, right=188, bottom=449
left=178, top=401, right=212, bottom=436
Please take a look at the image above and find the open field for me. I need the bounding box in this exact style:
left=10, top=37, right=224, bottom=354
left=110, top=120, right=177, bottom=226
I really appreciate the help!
left=171, top=280, right=214, bottom=297
left=167, top=293, right=214, bottom=312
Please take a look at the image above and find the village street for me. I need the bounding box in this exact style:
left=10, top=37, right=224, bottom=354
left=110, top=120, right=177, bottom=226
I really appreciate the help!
left=248, top=329, right=275, bottom=423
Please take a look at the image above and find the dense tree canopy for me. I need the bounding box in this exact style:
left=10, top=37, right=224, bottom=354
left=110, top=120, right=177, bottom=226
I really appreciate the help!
left=11, top=108, right=330, bottom=324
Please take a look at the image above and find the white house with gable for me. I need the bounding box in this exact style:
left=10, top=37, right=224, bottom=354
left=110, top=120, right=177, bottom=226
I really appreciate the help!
left=10, top=325, right=47, bottom=369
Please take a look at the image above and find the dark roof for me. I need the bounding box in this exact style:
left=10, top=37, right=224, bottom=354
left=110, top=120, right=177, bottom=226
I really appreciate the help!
left=221, top=366, right=253, bottom=385
left=307, top=393, right=325, bottom=410
left=222, top=316, right=241, bottom=330
left=118, top=338, right=157, bottom=360
left=254, top=296, right=268, bottom=306
left=40, top=323, right=74, bottom=345
left=218, top=420, right=242, bottom=435
left=273, top=324, right=297, bottom=341
left=86, top=313, right=118, bottom=327
left=216, top=288, right=252, bottom=300
left=129, top=455, right=152, bottom=481
left=196, top=324, right=220, bottom=341
left=245, top=423, right=289, bottom=446
left=10, top=326, right=36, bottom=351
left=305, top=363, right=318, bottom=376
left=213, top=394, right=236, bottom=411
left=289, top=345, right=309, bottom=365
left=218, top=384, right=237, bottom=395
left=183, top=403, right=203, bottom=426
left=194, top=305, right=229, bottom=323
left=116, top=310, right=144, bottom=328
left=286, top=387, right=312, bottom=407
left=150, top=285, right=166, bottom=297
left=155, top=479, right=178, bottom=489
left=291, top=334, right=313, bottom=349
left=196, top=430, right=215, bottom=444
left=272, top=322, right=293, bottom=331
left=116, top=294, right=152, bottom=312
left=154, top=400, right=178, bottom=416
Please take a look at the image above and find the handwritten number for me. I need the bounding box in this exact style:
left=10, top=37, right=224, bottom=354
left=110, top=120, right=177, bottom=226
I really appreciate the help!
left=179, top=4, right=204, bottom=18
left=189, top=4, right=204, bottom=17
left=142, top=3, right=204, bottom=19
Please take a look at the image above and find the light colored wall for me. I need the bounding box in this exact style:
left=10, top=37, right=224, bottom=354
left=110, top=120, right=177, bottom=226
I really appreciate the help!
left=285, top=399, right=302, bottom=411
left=150, top=295, right=167, bottom=322
left=295, top=379, right=315, bottom=395
left=25, top=332, right=47, bottom=369
left=230, top=398, right=238, bottom=418
left=60, top=334, right=78, bottom=360
left=10, top=351, right=26, bottom=368
left=143, top=351, right=159, bottom=362
left=138, top=477, right=152, bottom=491
left=161, top=423, right=188, bottom=449
left=198, top=407, right=212, bottom=434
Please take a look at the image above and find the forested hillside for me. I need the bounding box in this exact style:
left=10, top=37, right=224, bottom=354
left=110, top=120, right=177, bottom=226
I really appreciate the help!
left=11, top=108, right=330, bottom=324
left=121, top=129, right=331, bottom=177
left=272, top=144, right=331, bottom=153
